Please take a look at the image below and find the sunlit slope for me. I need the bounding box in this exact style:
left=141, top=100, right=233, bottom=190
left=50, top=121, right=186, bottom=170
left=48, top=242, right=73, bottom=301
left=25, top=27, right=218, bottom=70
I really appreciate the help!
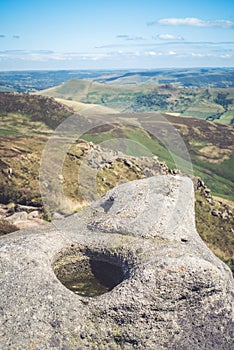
left=54, top=97, right=119, bottom=115
left=38, top=78, right=234, bottom=124
left=80, top=113, right=234, bottom=200
left=1, top=92, right=233, bottom=200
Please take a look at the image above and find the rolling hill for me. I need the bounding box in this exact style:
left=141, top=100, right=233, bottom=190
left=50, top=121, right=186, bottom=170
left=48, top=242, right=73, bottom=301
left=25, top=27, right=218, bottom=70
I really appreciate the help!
left=1, top=68, right=234, bottom=93
left=38, top=78, right=234, bottom=125
left=0, top=92, right=233, bottom=272
left=1, top=92, right=233, bottom=200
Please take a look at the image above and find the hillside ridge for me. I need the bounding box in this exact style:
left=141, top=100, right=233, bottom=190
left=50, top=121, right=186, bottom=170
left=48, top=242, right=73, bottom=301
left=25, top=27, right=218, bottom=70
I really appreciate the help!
left=38, top=78, right=234, bottom=124
left=0, top=92, right=233, bottom=272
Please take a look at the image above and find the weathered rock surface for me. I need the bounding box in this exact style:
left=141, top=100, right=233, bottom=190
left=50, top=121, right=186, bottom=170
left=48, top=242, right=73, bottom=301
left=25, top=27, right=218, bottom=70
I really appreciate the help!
left=0, top=176, right=233, bottom=349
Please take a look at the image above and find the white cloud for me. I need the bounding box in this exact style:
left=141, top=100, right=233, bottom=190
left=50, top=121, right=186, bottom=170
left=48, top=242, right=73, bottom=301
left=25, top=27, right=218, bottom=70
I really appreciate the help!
left=157, top=34, right=184, bottom=40
left=145, top=51, right=158, bottom=56
left=191, top=52, right=207, bottom=57
left=0, top=45, right=233, bottom=69
left=144, top=51, right=164, bottom=57
left=149, top=17, right=234, bottom=28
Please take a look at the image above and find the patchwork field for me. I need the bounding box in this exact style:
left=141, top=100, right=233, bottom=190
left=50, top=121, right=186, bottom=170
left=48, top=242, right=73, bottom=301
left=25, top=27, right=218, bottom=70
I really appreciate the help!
left=38, top=79, right=234, bottom=124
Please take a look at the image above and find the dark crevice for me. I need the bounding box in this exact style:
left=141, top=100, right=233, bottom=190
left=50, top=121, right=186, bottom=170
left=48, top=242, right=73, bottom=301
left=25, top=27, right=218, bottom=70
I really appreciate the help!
left=53, top=248, right=127, bottom=297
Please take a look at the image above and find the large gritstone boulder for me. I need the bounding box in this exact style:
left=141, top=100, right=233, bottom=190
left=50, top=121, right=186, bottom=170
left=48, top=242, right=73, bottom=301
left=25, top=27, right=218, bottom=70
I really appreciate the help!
left=0, top=176, right=233, bottom=349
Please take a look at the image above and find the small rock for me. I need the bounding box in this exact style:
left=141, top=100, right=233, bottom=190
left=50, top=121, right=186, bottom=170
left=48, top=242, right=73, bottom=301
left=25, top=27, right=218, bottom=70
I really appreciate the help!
left=58, top=174, right=64, bottom=182
left=124, top=160, right=132, bottom=167
left=6, top=211, right=28, bottom=223
left=199, top=179, right=205, bottom=187
left=104, top=163, right=112, bottom=169
left=5, top=202, right=15, bottom=211
left=204, top=188, right=211, bottom=193
left=211, top=209, right=220, bottom=217
left=16, top=204, right=41, bottom=213
left=221, top=211, right=229, bottom=220
left=206, top=198, right=213, bottom=204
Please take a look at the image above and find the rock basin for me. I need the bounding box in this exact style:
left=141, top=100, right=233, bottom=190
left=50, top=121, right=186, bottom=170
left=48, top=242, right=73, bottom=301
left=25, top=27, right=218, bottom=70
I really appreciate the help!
left=0, top=176, right=233, bottom=349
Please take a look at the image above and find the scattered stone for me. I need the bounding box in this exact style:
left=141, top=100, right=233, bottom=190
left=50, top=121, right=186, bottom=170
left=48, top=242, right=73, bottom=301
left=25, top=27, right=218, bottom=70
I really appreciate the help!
left=124, top=160, right=132, bottom=167
left=211, top=209, right=220, bottom=217
left=104, top=163, right=112, bottom=169
left=206, top=198, right=213, bottom=204
left=15, top=204, right=42, bottom=213
left=221, top=211, right=229, bottom=220
left=5, top=202, right=16, bottom=212
left=58, top=174, right=64, bottom=182
left=6, top=211, right=28, bottom=223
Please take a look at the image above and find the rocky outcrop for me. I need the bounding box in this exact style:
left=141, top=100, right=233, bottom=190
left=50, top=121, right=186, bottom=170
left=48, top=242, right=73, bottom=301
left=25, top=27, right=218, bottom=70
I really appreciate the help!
left=0, top=203, right=46, bottom=232
left=0, top=176, right=233, bottom=349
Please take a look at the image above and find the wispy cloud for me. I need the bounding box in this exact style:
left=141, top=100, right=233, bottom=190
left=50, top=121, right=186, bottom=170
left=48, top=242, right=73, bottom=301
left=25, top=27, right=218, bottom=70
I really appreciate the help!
left=96, top=41, right=234, bottom=50
left=116, top=35, right=129, bottom=39
left=116, top=35, right=145, bottom=41
left=148, top=17, right=234, bottom=28
left=156, top=34, right=184, bottom=41
left=0, top=45, right=233, bottom=68
left=0, top=34, right=21, bottom=39
left=0, top=50, right=110, bottom=62
left=145, top=51, right=160, bottom=56
left=127, top=36, right=145, bottom=41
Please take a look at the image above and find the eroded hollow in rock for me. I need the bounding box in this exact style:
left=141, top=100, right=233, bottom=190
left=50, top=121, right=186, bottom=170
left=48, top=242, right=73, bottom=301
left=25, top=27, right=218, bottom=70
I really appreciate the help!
left=53, top=247, right=126, bottom=297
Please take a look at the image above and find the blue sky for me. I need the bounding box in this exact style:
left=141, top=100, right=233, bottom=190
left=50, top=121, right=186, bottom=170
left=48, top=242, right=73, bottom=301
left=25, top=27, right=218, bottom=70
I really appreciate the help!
left=0, top=0, right=234, bottom=70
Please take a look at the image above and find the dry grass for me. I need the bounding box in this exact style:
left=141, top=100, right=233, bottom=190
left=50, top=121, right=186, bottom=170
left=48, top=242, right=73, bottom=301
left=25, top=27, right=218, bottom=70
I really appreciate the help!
left=198, top=145, right=232, bottom=163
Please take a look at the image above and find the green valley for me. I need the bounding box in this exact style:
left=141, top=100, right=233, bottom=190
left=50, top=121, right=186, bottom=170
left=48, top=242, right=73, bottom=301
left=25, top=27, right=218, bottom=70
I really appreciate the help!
left=38, top=78, right=234, bottom=124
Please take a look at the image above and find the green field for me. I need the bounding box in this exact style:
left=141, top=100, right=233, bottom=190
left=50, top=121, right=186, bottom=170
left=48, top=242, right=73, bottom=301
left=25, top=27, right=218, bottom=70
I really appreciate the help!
left=1, top=91, right=233, bottom=201
left=0, top=91, right=233, bottom=272
left=38, top=78, right=234, bottom=125
left=81, top=119, right=234, bottom=201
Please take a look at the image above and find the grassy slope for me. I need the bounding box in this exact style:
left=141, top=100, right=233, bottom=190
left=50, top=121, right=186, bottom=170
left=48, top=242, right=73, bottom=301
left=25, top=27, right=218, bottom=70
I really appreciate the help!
left=1, top=92, right=233, bottom=200
left=0, top=92, right=73, bottom=130
left=0, top=135, right=233, bottom=272
left=195, top=191, right=234, bottom=272
left=0, top=92, right=233, bottom=272
left=38, top=78, right=234, bottom=124
left=81, top=113, right=234, bottom=201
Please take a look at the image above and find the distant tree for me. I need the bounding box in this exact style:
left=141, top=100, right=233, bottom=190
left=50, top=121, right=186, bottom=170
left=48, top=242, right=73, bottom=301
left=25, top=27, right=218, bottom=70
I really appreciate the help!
left=214, top=93, right=233, bottom=110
